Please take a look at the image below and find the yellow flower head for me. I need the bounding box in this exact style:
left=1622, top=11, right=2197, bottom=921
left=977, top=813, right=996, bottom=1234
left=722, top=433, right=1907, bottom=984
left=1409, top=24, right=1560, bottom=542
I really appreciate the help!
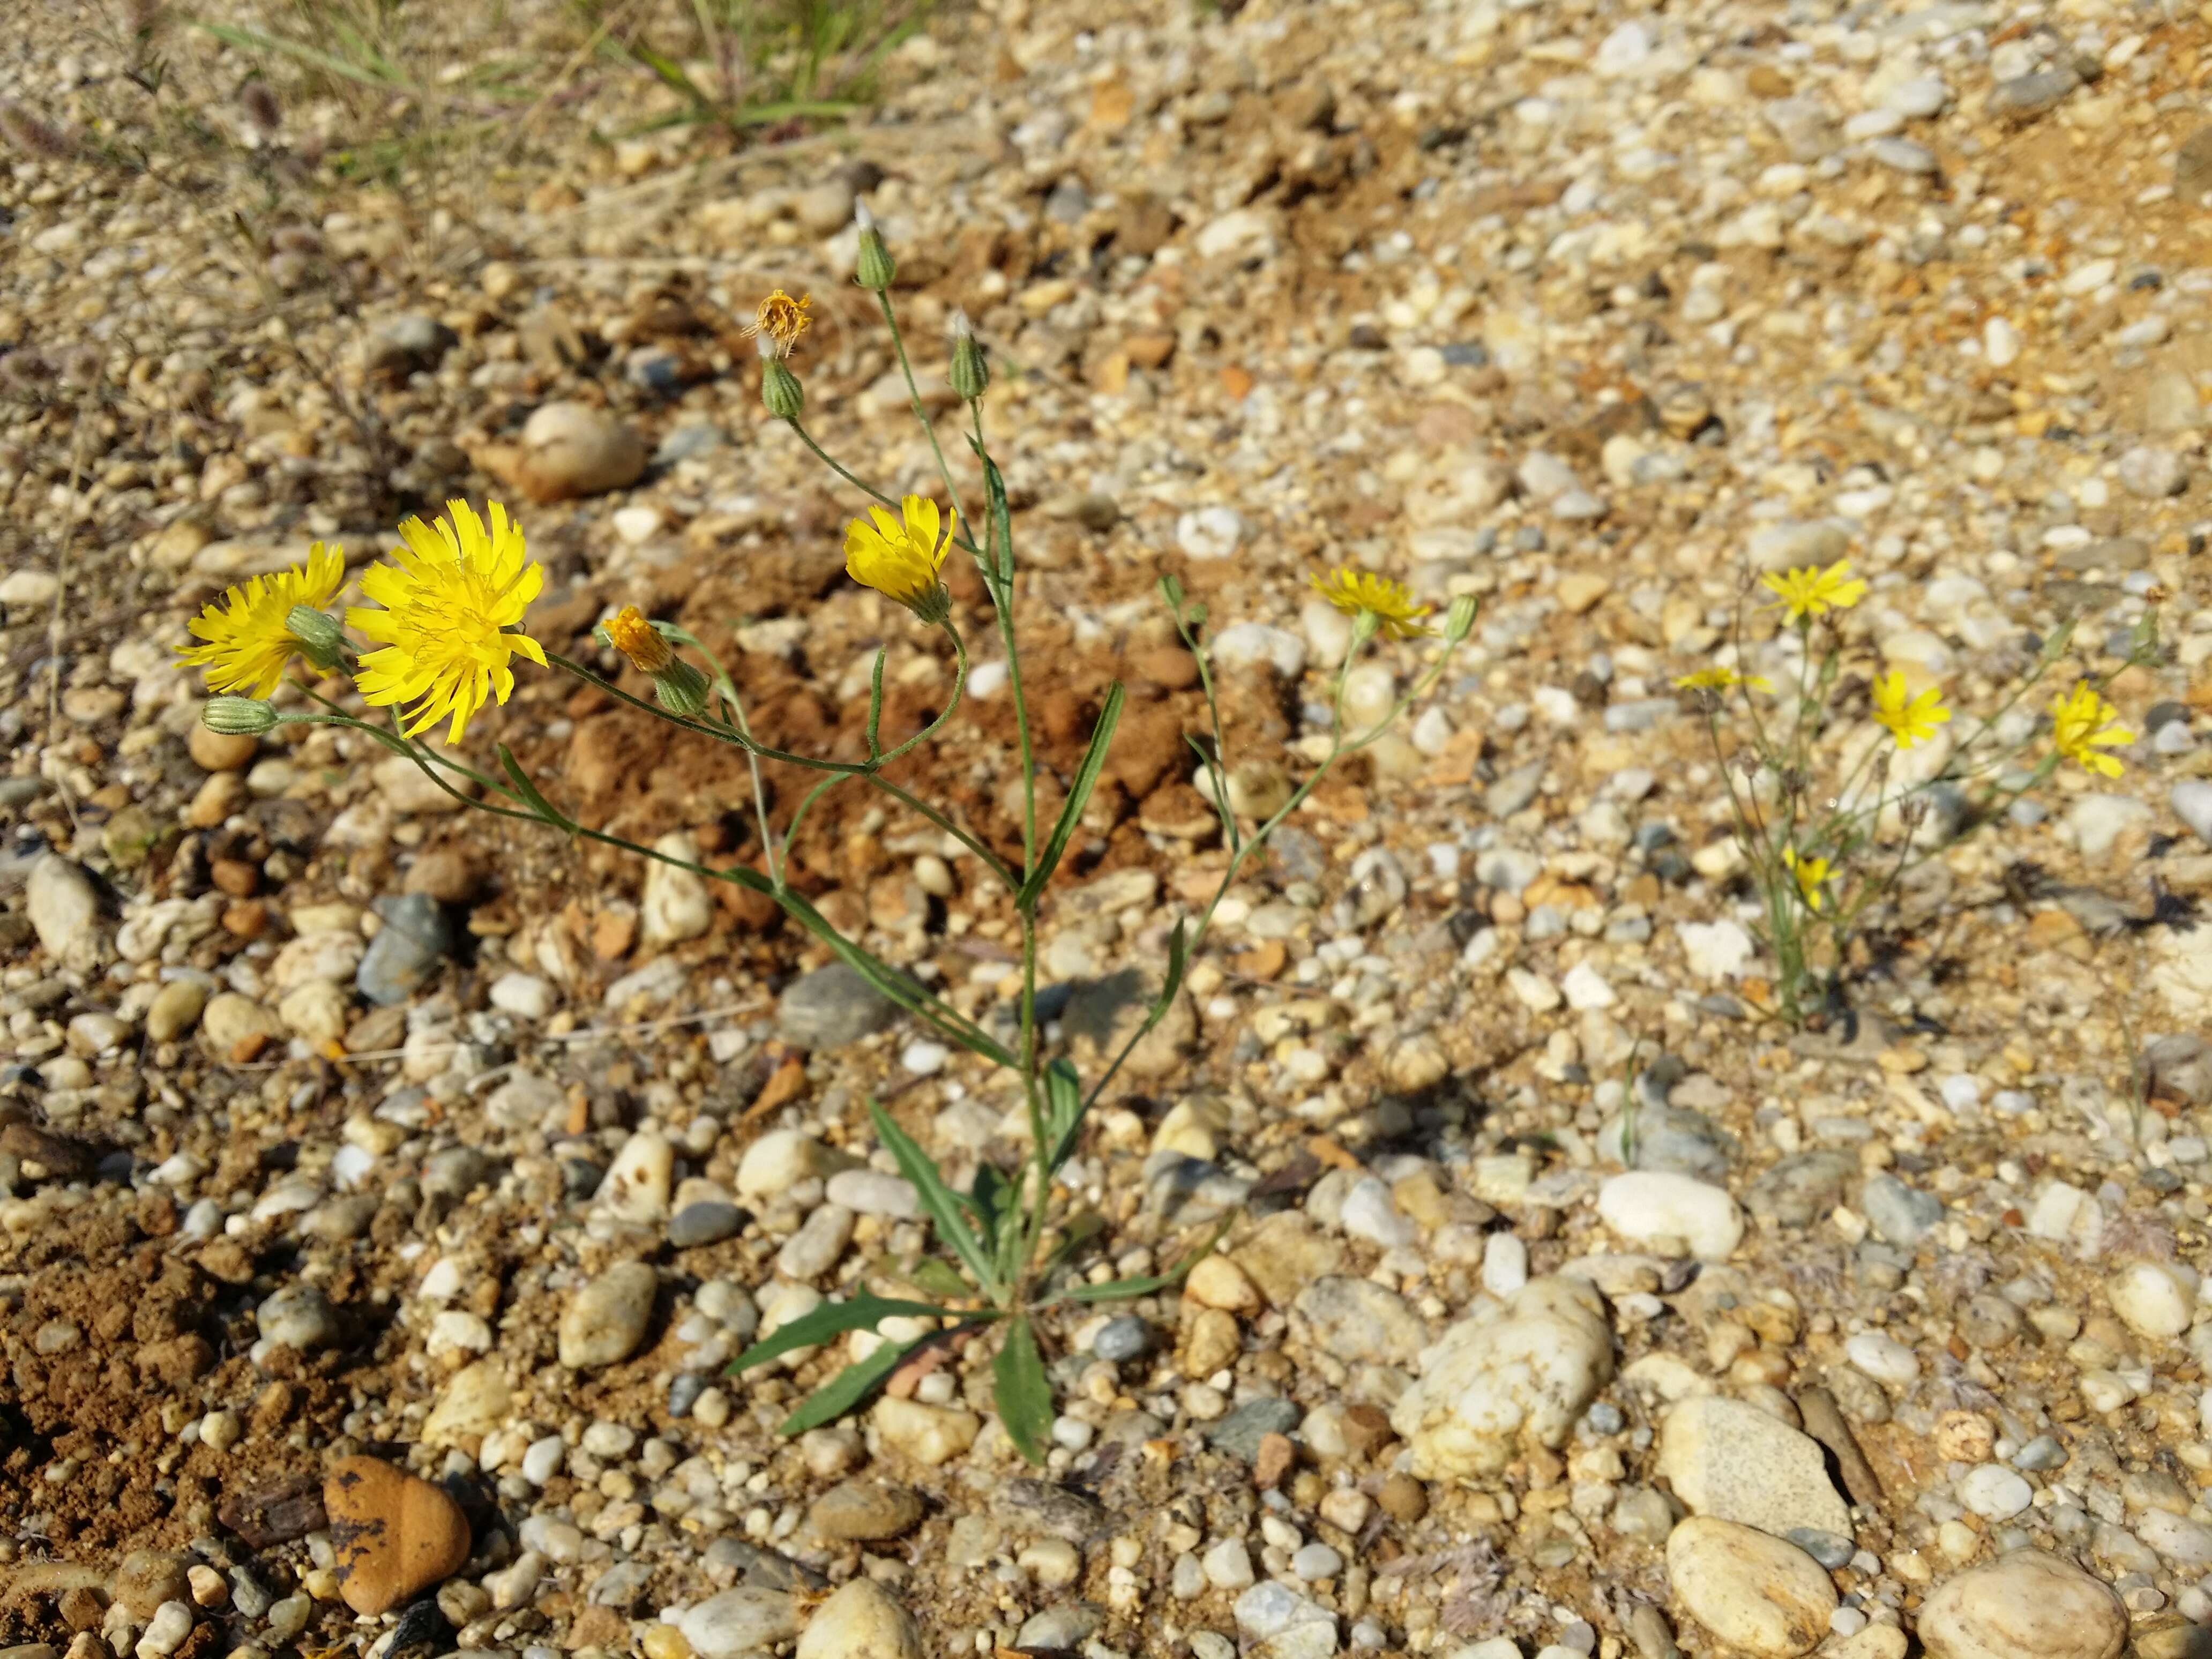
left=744, top=289, right=812, bottom=359
left=346, top=499, right=545, bottom=744
left=177, top=542, right=346, bottom=698
left=2050, top=681, right=2132, bottom=778
left=1311, top=568, right=1435, bottom=640
left=603, top=606, right=674, bottom=675
left=1761, top=559, right=1868, bottom=625
left=1872, top=671, right=1951, bottom=749
left=1674, top=666, right=1772, bottom=692
left=1782, top=847, right=1831, bottom=912
left=846, top=495, right=955, bottom=622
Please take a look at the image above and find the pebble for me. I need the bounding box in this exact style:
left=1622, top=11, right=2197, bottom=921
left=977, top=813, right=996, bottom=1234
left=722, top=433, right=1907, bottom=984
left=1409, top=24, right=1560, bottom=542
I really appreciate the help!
left=356, top=893, right=455, bottom=1006
left=778, top=963, right=900, bottom=1049
left=2108, top=1260, right=2195, bottom=1339
left=736, top=1130, right=839, bottom=1199
left=559, top=1261, right=657, bottom=1368
left=1956, top=1464, right=2033, bottom=1520
left=145, top=978, right=211, bottom=1042
left=794, top=1579, right=923, bottom=1659
left=256, top=1284, right=340, bottom=1352
left=1656, top=1396, right=1852, bottom=1538
left=681, top=1588, right=801, bottom=1659
left=2118, top=445, right=2187, bottom=498
left=1337, top=1177, right=1416, bottom=1247
left=1093, top=1314, right=1151, bottom=1361
left=669, top=1201, right=745, bottom=1248
left=1844, top=1331, right=1919, bottom=1386
left=1234, top=1581, right=1341, bottom=1659
left=514, top=400, right=647, bottom=500
left=111, top=1553, right=191, bottom=1619
left=1597, top=1171, right=1744, bottom=1259
left=825, top=1169, right=920, bottom=1218
left=490, top=970, right=555, bottom=1019
left=1212, top=622, right=1309, bottom=679
left=134, top=1602, right=192, bottom=1658
left=323, top=1455, right=473, bottom=1616
left=1665, top=1518, right=1837, bottom=1658
left=1916, top=1552, right=2125, bottom=1659
left=1177, top=506, right=1246, bottom=559
left=1204, top=1538, right=1256, bottom=1590
left=1859, top=1173, right=1944, bottom=1249
left=1294, top=1276, right=1429, bottom=1365
left=26, top=857, right=100, bottom=973
left=642, top=832, right=715, bottom=946
left=806, top=1481, right=923, bottom=1542
left=871, top=1397, right=980, bottom=1464
left=1391, top=1276, right=1613, bottom=1478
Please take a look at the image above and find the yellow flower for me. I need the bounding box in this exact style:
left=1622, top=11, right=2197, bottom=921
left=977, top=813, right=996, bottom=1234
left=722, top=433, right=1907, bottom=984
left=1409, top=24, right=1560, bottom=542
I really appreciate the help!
left=1311, top=567, right=1435, bottom=640
left=177, top=542, right=346, bottom=698
left=846, top=495, right=955, bottom=622
left=1872, top=671, right=1950, bottom=749
left=2050, top=681, right=2132, bottom=778
left=603, top=606, right=674, bottom=675
left=744, top=289, right=812, bottom=359
left=347, top=500, right=545, bottom=744
left=1761, top=559, right=1868, bottom=624
left=1781, top=847, right=1831, bottom=912
left=1673, top=666, right=1772, bottom=692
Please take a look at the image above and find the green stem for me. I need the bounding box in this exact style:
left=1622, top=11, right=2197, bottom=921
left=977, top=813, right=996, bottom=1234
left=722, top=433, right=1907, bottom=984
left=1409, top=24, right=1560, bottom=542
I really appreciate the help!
left=967, top=399, right=1038, bottom=876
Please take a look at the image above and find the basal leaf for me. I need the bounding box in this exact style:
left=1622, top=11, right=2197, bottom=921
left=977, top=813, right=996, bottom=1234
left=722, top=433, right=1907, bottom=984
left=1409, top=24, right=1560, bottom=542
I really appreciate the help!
left=871, top=1102, right=1002, bottom=1298
left=776, top=1336, right=922, bottom=1436
left=726, top=1290, right=951, bottom=1374
left=993, top=1315, right=1052, bottom=1466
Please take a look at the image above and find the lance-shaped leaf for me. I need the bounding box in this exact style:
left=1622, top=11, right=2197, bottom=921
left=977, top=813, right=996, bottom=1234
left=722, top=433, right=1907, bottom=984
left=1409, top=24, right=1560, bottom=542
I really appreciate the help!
left=777, top=1335, right=925, bottom=1436
left=497, top=744, right=577, bottom=834
left=727, top=1290, right=954, bottom=1374
left=1018, top=682, right=1124, bottom=908
left=993, top=1315, right=1052, bottom=1466
left=871, top=1102, right=1003, bottom=1300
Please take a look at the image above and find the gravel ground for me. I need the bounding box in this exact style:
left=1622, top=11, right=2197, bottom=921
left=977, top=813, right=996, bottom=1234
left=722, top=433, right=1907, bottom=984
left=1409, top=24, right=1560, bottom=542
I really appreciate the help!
left=9, top=1, right=2212, bottom=1657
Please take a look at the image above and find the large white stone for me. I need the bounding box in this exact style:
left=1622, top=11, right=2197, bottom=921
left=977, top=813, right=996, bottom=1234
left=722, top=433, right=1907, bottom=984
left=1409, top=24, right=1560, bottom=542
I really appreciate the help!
left=1656, top=1396, right=1850, bottom=1537
left=2108, top=1261, right=2196, bottom=1340
left=26, top=856, right=100, bottom=972
left=1389, top=1276, right=1614, bottom=1479
left=795, top=1579, right=922, bottom=1659
left=641, top=831, right=715, bottom=947
left=1916, top=1552, right=2125, bottom=1659
left=1666, top=1518, right=1836, bottom=1658
left=1597, top=1172, right=1744, bottom=1259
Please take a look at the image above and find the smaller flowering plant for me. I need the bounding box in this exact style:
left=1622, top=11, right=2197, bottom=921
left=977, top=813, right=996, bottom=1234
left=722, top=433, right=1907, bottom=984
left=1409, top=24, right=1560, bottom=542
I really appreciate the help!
left=1679, top=558, right=2159, bottom=1026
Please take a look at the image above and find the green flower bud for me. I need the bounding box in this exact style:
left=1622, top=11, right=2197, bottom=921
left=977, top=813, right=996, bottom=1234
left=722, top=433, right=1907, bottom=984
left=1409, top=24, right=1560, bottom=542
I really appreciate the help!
left=1349, top=607, right=1382, bottom=646
left=285, top=604, right=346, bottom=671
left=203, top=696, right=278, bottom=736
left=652, top=660, right=713, bottom=719
left=1444, top=594, right=1481, bottom=644
left=854, top=201, right=896, bottom=292
left=761, top=356, right=805, bottom=421
left=948, top=310, right=990, bottom=400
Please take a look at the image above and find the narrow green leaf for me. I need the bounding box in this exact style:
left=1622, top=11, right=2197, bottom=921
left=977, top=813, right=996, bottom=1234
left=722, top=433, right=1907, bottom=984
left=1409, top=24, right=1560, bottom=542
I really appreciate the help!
left=865, top=647, right=888, bottom=760
left=781, top=892, right=1017, bottom=1067
left=726, top=1291, right=951, bottom=1374
left=993, top=1316, right=1052, bottom=1466
left=970, top=437, right=1016, bottom=585
left=1053, top=1217, right=1233, bottom=1304
left=969, top=1160, right=1011, bottom=1244
left=776, top=1336, right=922, bottom=1436
left=871, top=1102, right=1002, bottom=1298
left=1040, top=1209, right=1108, bottom=1279
left=497, top=744, right=578, bottom=834
left=906, top=1258, right=973, bottom=1302
left=193, top=21, right=411, bottom=89
left=1043, top=1057, right=1085, bottom=1172
left=1018, top=682, right=1124, bottom=908
left=1160, top=916, right=1190, bottom=1006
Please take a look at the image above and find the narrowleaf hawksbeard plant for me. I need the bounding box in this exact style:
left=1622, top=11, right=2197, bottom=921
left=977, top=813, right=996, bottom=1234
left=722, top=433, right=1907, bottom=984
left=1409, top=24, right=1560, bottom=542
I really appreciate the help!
left=175, top=208, right=1478, bottom=1457
left=1675, top=554, right=2163, bottom=1027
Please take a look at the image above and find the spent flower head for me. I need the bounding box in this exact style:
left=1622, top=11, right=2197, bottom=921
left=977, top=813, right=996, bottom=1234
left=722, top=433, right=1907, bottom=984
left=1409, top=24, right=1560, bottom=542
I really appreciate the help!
left=601, top=605, right=674, bottom=675
left=1782, top=846, right=1832, bottom=912
left=2050, top=681, right=2132, bottom=778
left=744, top=289, right=812, bottom=360
left=1871, top=671, right=1950, bottom=749
left=846, top=496, right=955, bottom=624
left=854, top=201, right=896, bottom=292
left=178, top=541, right=346, bottom=698
left=1761, top=559, right=1868, bottom=625
left=1311, top=568, right=1435, bottom=640
left=347, top=500, right=545, bottom=744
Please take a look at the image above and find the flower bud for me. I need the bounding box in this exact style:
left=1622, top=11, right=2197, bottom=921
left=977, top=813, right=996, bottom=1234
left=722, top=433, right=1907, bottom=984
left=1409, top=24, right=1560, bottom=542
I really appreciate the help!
left=854, top=201, right=896, bottom=292
left=1349, top=607, right=1382, bottom=646
left=652, top=659, right=713, bottom=719
left=948, top=310, right=989, bottom=400
left=203, top=696, right=278, bottom=736
left=1444, top=594, right=1480, bottom=644
left=761, top=355, right=805, bottom=421
left=285, top=604, right=346, bottom=670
